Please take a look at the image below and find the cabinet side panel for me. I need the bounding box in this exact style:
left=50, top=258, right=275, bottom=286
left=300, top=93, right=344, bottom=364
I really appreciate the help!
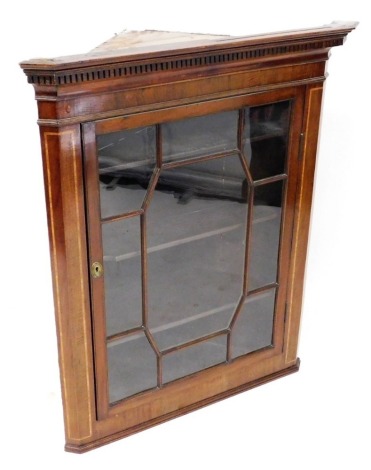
left=40, top=126, right=95, bottom=443
left=284, top=85, right=323, bottom=364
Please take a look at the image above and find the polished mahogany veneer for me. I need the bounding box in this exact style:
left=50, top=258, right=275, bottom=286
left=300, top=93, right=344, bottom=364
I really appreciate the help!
left=21, top=22, right=357, bottom=452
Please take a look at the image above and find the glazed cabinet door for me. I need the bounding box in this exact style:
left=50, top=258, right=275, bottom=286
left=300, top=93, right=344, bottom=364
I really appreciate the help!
left=82, top=88, right=304, bottom=422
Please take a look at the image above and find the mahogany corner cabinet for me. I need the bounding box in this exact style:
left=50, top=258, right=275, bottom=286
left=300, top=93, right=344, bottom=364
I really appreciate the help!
left=20, top=22, right=357, bottom=452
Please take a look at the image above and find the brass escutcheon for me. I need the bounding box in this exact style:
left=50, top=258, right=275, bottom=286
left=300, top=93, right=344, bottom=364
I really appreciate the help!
left=91, top=261, right=103, bottom=278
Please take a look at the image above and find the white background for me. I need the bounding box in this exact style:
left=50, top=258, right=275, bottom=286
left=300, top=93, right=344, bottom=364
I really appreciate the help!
left=1, top=2, right=370, bottom=469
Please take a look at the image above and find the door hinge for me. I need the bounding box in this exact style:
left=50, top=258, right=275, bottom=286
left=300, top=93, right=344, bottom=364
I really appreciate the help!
left=298, top=132, right=305, bottom=161
left=284, top=302, right=288, bottom=325
left=282, top=302, right=288, bottom=353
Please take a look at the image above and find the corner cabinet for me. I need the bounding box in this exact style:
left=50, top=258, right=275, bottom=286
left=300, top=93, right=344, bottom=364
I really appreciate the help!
left=20, top=22, right=357, bottom=452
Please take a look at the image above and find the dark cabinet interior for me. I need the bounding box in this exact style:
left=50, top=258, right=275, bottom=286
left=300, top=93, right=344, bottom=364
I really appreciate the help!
left=89, top=100, right=291, bottom=405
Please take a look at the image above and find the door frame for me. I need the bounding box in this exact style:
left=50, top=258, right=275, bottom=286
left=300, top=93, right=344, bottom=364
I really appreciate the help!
left=82, top=85, right=305, bottom=422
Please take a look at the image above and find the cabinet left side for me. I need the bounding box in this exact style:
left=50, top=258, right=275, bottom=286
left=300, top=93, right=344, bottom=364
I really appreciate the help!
left=39, top=125, right=96, bottom=446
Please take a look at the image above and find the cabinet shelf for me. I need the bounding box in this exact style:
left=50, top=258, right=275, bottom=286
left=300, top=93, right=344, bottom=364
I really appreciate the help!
left=99, top=157, right=153, bottom=175
left=102, top=187, right=279, bottom=262
left=98, top=128, right=286, bottom=176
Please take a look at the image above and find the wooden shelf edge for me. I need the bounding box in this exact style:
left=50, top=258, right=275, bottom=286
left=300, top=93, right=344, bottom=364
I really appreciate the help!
left=65, top=358, right=300, bottom=453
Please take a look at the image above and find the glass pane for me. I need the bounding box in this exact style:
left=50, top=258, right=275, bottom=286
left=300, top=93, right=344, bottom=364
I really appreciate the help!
left=147, top=156, right=247, bottom=351
left=163, top=111, right=238, bottom=162
left=108, top=332, right=157, bottom=403
left=243, top=101, right=291, bottom=180
left=102, top=217, right=142, bottom=336
left=163, top=335, right=227, bottom=383
left=249, top=181, right=284, bottom=291
left=231, top=289, right=276, bottom=359
left=97, top=126, right=156, bottom=218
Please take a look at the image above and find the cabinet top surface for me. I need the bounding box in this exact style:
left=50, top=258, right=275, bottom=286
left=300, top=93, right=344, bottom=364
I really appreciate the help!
left=92, top=30, right=230, bottom=53
left=20, top=22, right=357, bottom=71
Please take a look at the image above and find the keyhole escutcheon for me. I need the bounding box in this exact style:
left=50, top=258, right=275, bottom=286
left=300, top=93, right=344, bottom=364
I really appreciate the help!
left=91, top=261, right=103, bottom=278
